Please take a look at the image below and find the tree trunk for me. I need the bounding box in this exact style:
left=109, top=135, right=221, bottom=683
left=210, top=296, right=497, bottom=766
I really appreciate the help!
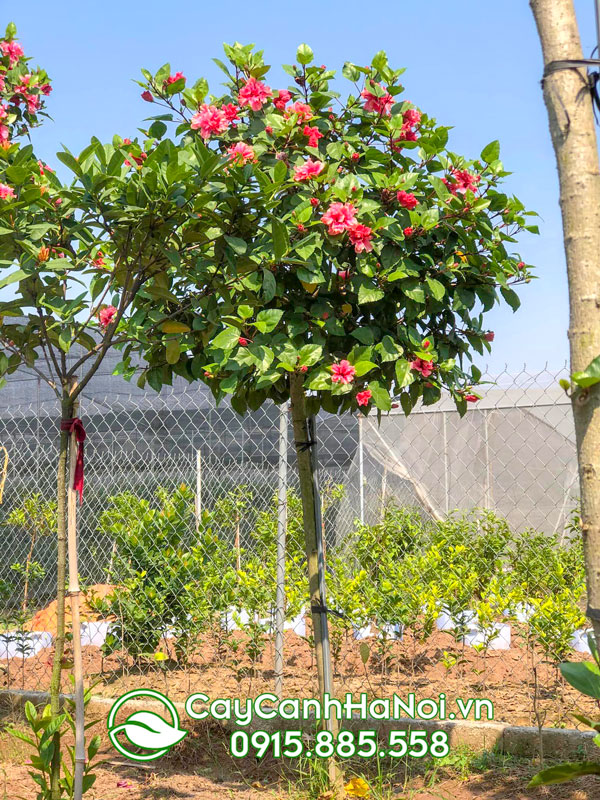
left=50, top=394, right=72, bottom=800
left=289, top=375, right=343, bottom=796
left=530, top=0, right=600, bottom=642
left=67, top=397, right=85, bottom=800
left=22, top=530, right=37, bottom=614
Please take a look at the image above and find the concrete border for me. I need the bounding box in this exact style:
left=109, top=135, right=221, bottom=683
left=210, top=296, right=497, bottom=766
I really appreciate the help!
left=1, top=689, right=597, bottom=763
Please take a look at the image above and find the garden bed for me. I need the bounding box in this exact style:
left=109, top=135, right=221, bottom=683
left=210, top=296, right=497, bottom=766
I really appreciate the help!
left=0, top=624, right=595, bottom=730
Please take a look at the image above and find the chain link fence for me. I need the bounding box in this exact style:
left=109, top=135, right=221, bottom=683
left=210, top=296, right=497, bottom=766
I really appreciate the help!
left=0, top=362, right=592, bottom=730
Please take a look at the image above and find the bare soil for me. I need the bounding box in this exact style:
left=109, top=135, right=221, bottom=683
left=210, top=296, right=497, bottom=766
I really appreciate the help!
left=0, top=717, right=600, bottom=800
left=0, top=623, right=596, bottom=730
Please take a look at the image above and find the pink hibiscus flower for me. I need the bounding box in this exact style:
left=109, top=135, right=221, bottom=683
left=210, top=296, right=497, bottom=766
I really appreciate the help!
left=98, top=305, right=117, bottom=328
left=410, top=358, right=434, bottom=378
left=331, top=360, right=356, bottom=384
left=465, top=393, right=479, bottom=403
left=227, top=141, right=256, bottom=165
left=303, top=125, right=323, bottom=148
left=321, top=202, right=357, bottom=235
left=273, top=89, right=292, bottom=110
left=356, top=389, right=372, bottom=407
left=348, top=223, right=373, bottom=254
left=443, top=168, right=480, bottom=196
left=166, top=71, right=186, bottom=85
left=0, top=40, right=24, bottom=68
left=141, top=90, right=153, bottom=102
left=190, top=104, right=229, bottom=139
left=403, top=108, right=422, bottom=126
left=361, top=86, right=394, bottom=116
left=286, top=101, right=313, bottom=122
left=0, top=183, right=15, bottom=200
left=222, top=103, right=240, bottom=122
left=238, top=77, right=272, bottom=111
left=397, top=190, right=418, bottom=210
left=293, top=158, right=325, bottom=182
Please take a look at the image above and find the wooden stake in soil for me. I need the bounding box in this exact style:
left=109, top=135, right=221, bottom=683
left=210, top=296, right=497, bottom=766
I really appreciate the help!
left=66, top=397, right=85, bottom=800
left=290, top=374, right=343, bottom=796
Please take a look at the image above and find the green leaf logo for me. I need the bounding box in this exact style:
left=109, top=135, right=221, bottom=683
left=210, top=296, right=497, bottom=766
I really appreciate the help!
left=110, top=711, right=187, bottom=750
left=107, top=689, right=187, bottom=762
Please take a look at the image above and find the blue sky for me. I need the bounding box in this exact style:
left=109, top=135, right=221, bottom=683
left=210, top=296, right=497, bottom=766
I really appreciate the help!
left=9, top=0, right=599, bottom=375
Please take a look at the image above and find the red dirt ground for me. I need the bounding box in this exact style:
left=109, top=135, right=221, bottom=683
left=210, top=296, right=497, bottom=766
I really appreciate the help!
left=1, top=623, right=597, bottom=729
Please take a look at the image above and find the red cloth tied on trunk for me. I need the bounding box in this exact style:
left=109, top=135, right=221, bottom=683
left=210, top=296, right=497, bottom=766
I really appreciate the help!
left=60, top=417, right=86, bottom=504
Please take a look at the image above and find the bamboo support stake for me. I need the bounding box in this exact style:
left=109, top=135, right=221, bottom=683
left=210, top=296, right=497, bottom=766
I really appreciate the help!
left=67, top=399, right=85, bottom=800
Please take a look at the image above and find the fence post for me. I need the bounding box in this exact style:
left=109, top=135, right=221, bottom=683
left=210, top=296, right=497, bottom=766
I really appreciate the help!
left=274, top=404, right=288, bottom=699
left=443, top=411, right=449, bottom=515
left=484, top=409, right=492, bottom=510
left=358, top=415, right=365, bottom=525
left=195, top=449, right=202, bottom=529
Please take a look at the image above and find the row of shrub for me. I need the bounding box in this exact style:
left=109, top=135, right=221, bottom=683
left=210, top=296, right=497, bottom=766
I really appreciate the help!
left=1, top=484, right=586, bottom=666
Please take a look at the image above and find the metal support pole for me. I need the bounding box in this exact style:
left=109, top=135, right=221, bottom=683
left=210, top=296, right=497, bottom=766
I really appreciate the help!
left=308, top=415, right=334, bottom=703
left=358, top=415, right=365, bottom=525
left=274, top=405, right=288, bottom=699
left=195, top=449, right=202, bottom=529
left=443, top=412, right=449, bottom=515
left=483, top=409, right=492, bottom=510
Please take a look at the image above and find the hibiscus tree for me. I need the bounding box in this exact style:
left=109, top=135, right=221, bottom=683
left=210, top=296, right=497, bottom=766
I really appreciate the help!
left=133, top=40, right=535, bottom=794
left=0, top=25, right=225, bottom=800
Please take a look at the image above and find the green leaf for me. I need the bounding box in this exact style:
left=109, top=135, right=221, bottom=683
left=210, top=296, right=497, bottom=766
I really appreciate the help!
left=375, top=336, right=403, bottom=362
left=353, top=361, right=377, bottom=377
left=500, top=286, right=520, bottom=311
left=298, top=344, right=322, bottom=367
left=296, top=44, right=314, bottom=65
left=351, top=327, right=375, bottom=345
left=56, top=150, right=82, bottom=177
left=426, top=277, right=445, bottom=301
left=372, top=50, right=388, bottom=72
left=528, top=762, right=600, bottom=787
left=262, top=268, right=277, bottom=302
left=224, top=235, right=247, bottom=255
left=358, top=283, right=384, bottom=304
left=559, top=661, right=600, bottom=699
left=212, top=327, right=240, bottom=351
left=238, top=305, right=254, bottom=319
left=395, top=359, right=414, bottom=388
left=148, top=121, right=168, bottom=140
left=165, top=339, right=180, bottom=364
left=254, top=309, right=283, bottom=333
left=572, top=356, right=600, bottom=389
left=481, top=140, right=500, bottom=163
left=308, top=367, right=332, bottom=390
left=342, top=62, right=361, bottom=81
left=368, top=380, right=392, bottom=411
left=161, top=321, right=190, bottom=334
left=359, top=642, right=370, bottom=664
left=0, top=269, right=27, bottom=289
left=272, top=219, right=289, bottom=260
